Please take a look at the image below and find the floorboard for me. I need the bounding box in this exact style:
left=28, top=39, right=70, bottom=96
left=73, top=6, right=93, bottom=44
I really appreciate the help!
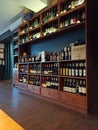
left=0, top=81, right=98, bottom=130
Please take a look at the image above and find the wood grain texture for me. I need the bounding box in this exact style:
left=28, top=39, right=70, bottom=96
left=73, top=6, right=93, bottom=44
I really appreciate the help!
left=0, top=80, right=98, bottom=130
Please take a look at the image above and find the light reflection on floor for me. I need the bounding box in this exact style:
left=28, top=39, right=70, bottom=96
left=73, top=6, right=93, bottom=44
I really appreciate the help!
left=0, top=109, right=24, bottom=130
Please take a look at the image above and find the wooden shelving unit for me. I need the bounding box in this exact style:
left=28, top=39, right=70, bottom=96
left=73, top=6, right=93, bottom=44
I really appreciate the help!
left=17, top=0, right=94, bottom=113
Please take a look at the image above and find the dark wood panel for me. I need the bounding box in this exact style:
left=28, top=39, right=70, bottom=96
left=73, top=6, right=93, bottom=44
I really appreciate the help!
left=59, top=91, right=87, bottom=109
left=41, top=87, right=59, bottom=99
left=28, top=84, right=41, bottom=94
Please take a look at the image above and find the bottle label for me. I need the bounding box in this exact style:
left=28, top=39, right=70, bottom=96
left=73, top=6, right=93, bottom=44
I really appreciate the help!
left=79, top=86, right=83, bottom=93
left=79, top=69, right=82, bottom=76
left=83, top=69, right=86, bottom=76
left=82, top=87, right=86, bottom=94
left=75, top=69, right=78, bottom=76
left=63, top=68, right=66, bottom=75
left=72, top=69, right=74, bottom=76
left=66, top=68, right=68, bottom=76
left=69, top=69, right=71, bottom=76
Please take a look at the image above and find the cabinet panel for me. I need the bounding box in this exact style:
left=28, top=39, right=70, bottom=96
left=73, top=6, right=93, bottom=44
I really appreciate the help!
left=41, top=87, right=59, bottom=99
left=17, top=0, right=94, bottom=113
left=28, top=84, right=41, bottom=95
left=17, top=82, right=28, bottom=91
left=59, top=91, right=86, bottom=109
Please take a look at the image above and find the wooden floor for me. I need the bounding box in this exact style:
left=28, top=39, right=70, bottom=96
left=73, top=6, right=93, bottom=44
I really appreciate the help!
left=0, top=81, right=98, bottom=130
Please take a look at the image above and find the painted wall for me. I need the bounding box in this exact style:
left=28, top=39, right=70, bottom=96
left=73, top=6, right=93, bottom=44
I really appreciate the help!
left=29, top=28, right=85, bottom=55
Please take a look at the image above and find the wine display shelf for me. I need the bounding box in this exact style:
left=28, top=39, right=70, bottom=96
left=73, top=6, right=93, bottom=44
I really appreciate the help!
left=17, top=0, right=94, bottom=113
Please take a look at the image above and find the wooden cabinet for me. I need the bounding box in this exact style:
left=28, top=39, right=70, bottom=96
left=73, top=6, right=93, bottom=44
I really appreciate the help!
left=17, top=0, right=94, bottom=113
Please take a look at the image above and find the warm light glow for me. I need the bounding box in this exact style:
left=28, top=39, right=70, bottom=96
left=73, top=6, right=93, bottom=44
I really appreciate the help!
left=0, top=109, right=24, bottom=130
left=14, top=0, right=48, bottom=12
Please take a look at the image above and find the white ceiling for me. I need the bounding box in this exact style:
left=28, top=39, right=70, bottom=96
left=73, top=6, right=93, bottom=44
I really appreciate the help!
left=0, top=0, right=48, bottom=35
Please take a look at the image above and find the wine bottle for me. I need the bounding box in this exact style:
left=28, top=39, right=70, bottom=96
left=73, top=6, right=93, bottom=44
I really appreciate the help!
left=82, top=80, right=86, bottom=96
left=83, top=62, right=86, bottom=77
left=79, top=79, right=83, bottom=95
left=72, top=62, right=75, bottom=76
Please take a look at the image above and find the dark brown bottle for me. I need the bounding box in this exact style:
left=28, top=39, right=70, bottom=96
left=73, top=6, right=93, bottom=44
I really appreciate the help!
left=82, top=80, right=86, bottom=96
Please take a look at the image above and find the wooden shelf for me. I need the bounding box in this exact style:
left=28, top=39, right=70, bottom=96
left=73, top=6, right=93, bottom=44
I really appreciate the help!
left=16, top=0, right=95, bottom=113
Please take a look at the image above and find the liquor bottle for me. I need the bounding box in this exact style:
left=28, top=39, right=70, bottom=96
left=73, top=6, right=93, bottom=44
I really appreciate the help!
left=66, top=78, right=69, bottom=92
left=46, top=77, right=50, bottom=88
left=83, top=62, right=86, bottom=77
left=68, top=63, right=72, bottom=76
left=54, top=63, right=58, bottom=75
left=75, top=62, right=79, bottom=76
left=63, top=78, right=66, bottom=92
left=30, top=22, right=34, bottom=30
left=60, top=63, right=63, bottom=75
left=70, top=14, right=74, bottom=25
left=79, top=62, right=83, bottom=77
left=64, top=47, right=68, bottom=60
left=72, top=79, right=77, bottom=93
left=76, top=79, right=79, bottom=93
left=79, top=79, right=83, bottom=95
left=76, top=12, right=81, bottom=24
left=60, top=17, right=63, bottom=28
left=61, top=49, right=65, bottom=60
left=71, top=0, right=76, bottom=9
left=22, top=75, right=27, bottom=83
left=66, top=63, right=69, bottom=76
left=50, top=52, right=53, bottom=61
left=81, top=10, right=85, bottom=22
left=50, top=8, right=54, bottom=19
left=61, top=3, right=64, bottom=14
left=73, top=13, right=77, bottom=24
left=62, top=63, right=66, bottom=76
left=72, top=62, right=75, bottom=76
left=68, top=0, right=71, bottom=10
left=54, top=77, right=58, bottom=89
left=82, top=80, right=86, bottom=96
left=69, top=78, right=72, bottom=92
left=67, top=47, right=71, bottom=60
left=42, top=77, right=47, bottom=87
left=65, top=16, right=70, bottom=27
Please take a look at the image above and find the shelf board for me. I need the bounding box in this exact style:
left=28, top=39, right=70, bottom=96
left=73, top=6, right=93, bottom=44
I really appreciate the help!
left=29, top=25, right=40, bottom=32
left=59, top=75, right=86, bottom=79
left=60, top=3, right=86, bottom=17
left=18, top=62, right=28, bottom=65
left=41, top=74, right=58, bottom=77
left=19, top=59, right=86, bottom=64
left=59, top=59, right=86, bottom=62
left=19, top=72, right=28, bottom=74
left=28, top=61, right=41, bottom=64
left=19, top=32, right=28, bottom=37
left=28, top=83, right=40, bottom=87
left=18, top=21, right=85, bottom=46
left=41, top=60, right=58, bottom=63
left=59, top=21, right=85, bottom=33
left=28, top=73, right=41, bottom=75
left=42, top=16, right=58, bottom=26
